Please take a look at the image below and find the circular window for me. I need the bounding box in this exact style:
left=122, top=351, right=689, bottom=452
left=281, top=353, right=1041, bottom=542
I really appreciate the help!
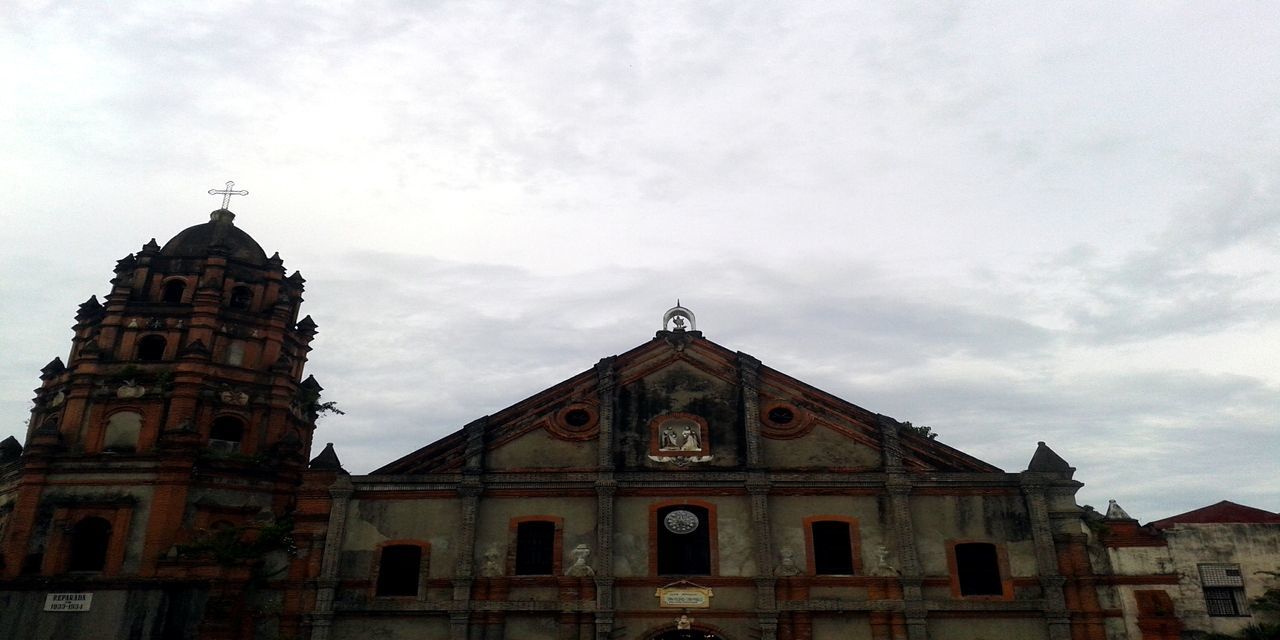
left=564, top=409, right=591, bottom=427
left=664, top=509, right=700, bottom=535
left=767, top=406, right=795, bottom=424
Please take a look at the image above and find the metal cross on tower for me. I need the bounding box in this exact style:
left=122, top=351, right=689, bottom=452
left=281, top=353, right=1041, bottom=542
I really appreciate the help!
left=208, top=181, right=249, bottom=209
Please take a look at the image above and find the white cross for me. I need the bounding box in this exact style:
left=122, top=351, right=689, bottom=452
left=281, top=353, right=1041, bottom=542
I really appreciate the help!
left=208, top=181, right=249, bottom=209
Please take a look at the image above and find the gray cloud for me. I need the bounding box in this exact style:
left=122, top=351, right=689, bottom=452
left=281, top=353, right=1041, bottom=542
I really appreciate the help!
left=3, top=1, right=1280, bottom=525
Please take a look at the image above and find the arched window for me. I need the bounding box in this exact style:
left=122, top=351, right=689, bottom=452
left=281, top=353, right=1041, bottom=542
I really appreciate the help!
left=228, top=286, right=253, bottom=311
left=136, top=335, right=167, bottom=361
left=514, top=520, right=557, bottom=575
left=375, top=544, right=425, bottom=597
left=953, top=542, right=1004, bottom=597
left=807, top=518, right=857, bottom=575
left=161, top=280, right=186, bottom=304
left=67, top=516, right=111, bottom=572
left=209, top=416, right=244, bottom=453
left=657, top=504, right=711, bottom=576
left=103, top=411, right=142, bottom=452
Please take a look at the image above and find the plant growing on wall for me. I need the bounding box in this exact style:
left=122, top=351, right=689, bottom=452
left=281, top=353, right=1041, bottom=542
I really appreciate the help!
left=1253, top=569, right=1280, bottom=613
left=177, top=518, right=296, bottom=575
left=900, top=421, right=938, bottom=440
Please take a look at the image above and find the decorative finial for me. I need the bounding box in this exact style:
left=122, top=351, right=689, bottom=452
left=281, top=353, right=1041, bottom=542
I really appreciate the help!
left=1104, top=499, right=1133, bottom=521
left=208, top=180, right=249, bottom=210
left=662, top=301, right=697, bottom=332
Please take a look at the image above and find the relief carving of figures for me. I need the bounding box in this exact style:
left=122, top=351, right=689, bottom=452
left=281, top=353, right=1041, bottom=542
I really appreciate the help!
left=660, top=425, right=679, bottom=450
left=565, top=543, right=594, bottom=577
left=219, top=388, right=250, bottom=406
left=116, top=380, right=146, bottom=399
left=479, top=547, right=503, bottom=577
left=774, top=547, right=801, bottom=577
left=679, top=426, right=700, bottom=451
left=649, top=414, right=712, bottom=464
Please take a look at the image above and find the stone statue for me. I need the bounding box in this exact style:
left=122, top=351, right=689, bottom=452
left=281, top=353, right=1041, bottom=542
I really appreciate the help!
left=679, top=426, right=700, bottom=451
left=676, top=614, right=694, bottom=630
left=872, top=544, right=900, bottom=576
left=565, top=543, right=594, bottom=577
left=660, top=425, right=679, bottom=450
left=775, top=547, right=801, bottom=577
left=479, top=546, right=503, bottom=577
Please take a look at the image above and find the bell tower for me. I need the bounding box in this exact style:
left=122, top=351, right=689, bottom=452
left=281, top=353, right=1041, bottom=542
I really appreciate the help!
left=0, top=200, right=327, bottom=636
left=34, top=207, right=319, bottom=460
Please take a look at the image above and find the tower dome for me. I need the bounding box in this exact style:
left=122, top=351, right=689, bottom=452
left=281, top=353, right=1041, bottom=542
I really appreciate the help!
left=160, top=209, right=268, bottom=266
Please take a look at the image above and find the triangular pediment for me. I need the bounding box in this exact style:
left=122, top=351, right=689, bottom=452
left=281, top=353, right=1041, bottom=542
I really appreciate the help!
left=373, top=331, right=1000, bottom=475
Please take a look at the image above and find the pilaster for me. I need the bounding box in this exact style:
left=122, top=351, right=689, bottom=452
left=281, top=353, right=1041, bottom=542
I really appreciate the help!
left=308, top=476, right=353, bottom=640
left=594, top=357, right=617, bottom=637
left=451, top=416, right=488, bottom=637
left=738, top=352, right=763, bottom=467
left=885, top=472, right=924, bottom=640
left=1021, top=477, right=1071, bottom=640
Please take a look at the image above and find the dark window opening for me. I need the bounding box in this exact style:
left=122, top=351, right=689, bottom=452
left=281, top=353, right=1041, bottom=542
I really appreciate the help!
left=811, top=520, right=854, bottom=575
left=162, top=280, right=186, bottom=304
left=209, top=417, right=244, bottom=453
left=137, top=335, right=167, bottom=361
left=564, top=409, right=591, bottom=427
left=767, top=406, right=795, bottom=424
left=375, top=545, right=423, bottom=597
left=955, top=542, right=1003, bottom=596
left=229, top=286, right=253, bottom=311
left=657, top=505, right=711, bottom=576
left=68, top=516, right=111, bottom=572
left=515, top=521, right=556, bottom=575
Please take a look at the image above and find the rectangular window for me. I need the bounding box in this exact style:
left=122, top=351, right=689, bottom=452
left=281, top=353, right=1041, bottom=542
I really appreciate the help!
left=954, top=542, right=1003, bottom=597
left=811, top=520, right=855, bottom=575
left=1200, top=564, right=1248, bottom=616
left=515, top=521, right=556, bottom=575
left=375, top=545, right=422, bottom=597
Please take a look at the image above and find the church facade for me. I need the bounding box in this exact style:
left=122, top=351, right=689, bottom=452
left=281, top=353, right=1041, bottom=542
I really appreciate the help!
left=0, top=205, right=1272, bottom=640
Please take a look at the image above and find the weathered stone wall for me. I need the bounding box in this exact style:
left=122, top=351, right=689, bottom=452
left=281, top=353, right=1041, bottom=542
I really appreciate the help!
left=761, top=426, right=881, bottom=469
left=0, top=585, right=207, bottom=640
left=1166, top=523, right=1280, bottom=636
left=928, top=617, right=1049, bottom=639
left=485, top=429, right=596, bottom=470
left=329, top=615, right=449, bottom=640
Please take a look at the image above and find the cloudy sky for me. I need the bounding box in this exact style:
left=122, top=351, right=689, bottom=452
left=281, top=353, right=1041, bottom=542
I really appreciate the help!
left=2, top=2, right=1278, bottom=521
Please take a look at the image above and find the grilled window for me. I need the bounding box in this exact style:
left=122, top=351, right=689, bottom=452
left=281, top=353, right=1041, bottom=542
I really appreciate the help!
left=515, top=521, right=556, bottom=575
left=1200, top=564, right=1248, bottom=616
